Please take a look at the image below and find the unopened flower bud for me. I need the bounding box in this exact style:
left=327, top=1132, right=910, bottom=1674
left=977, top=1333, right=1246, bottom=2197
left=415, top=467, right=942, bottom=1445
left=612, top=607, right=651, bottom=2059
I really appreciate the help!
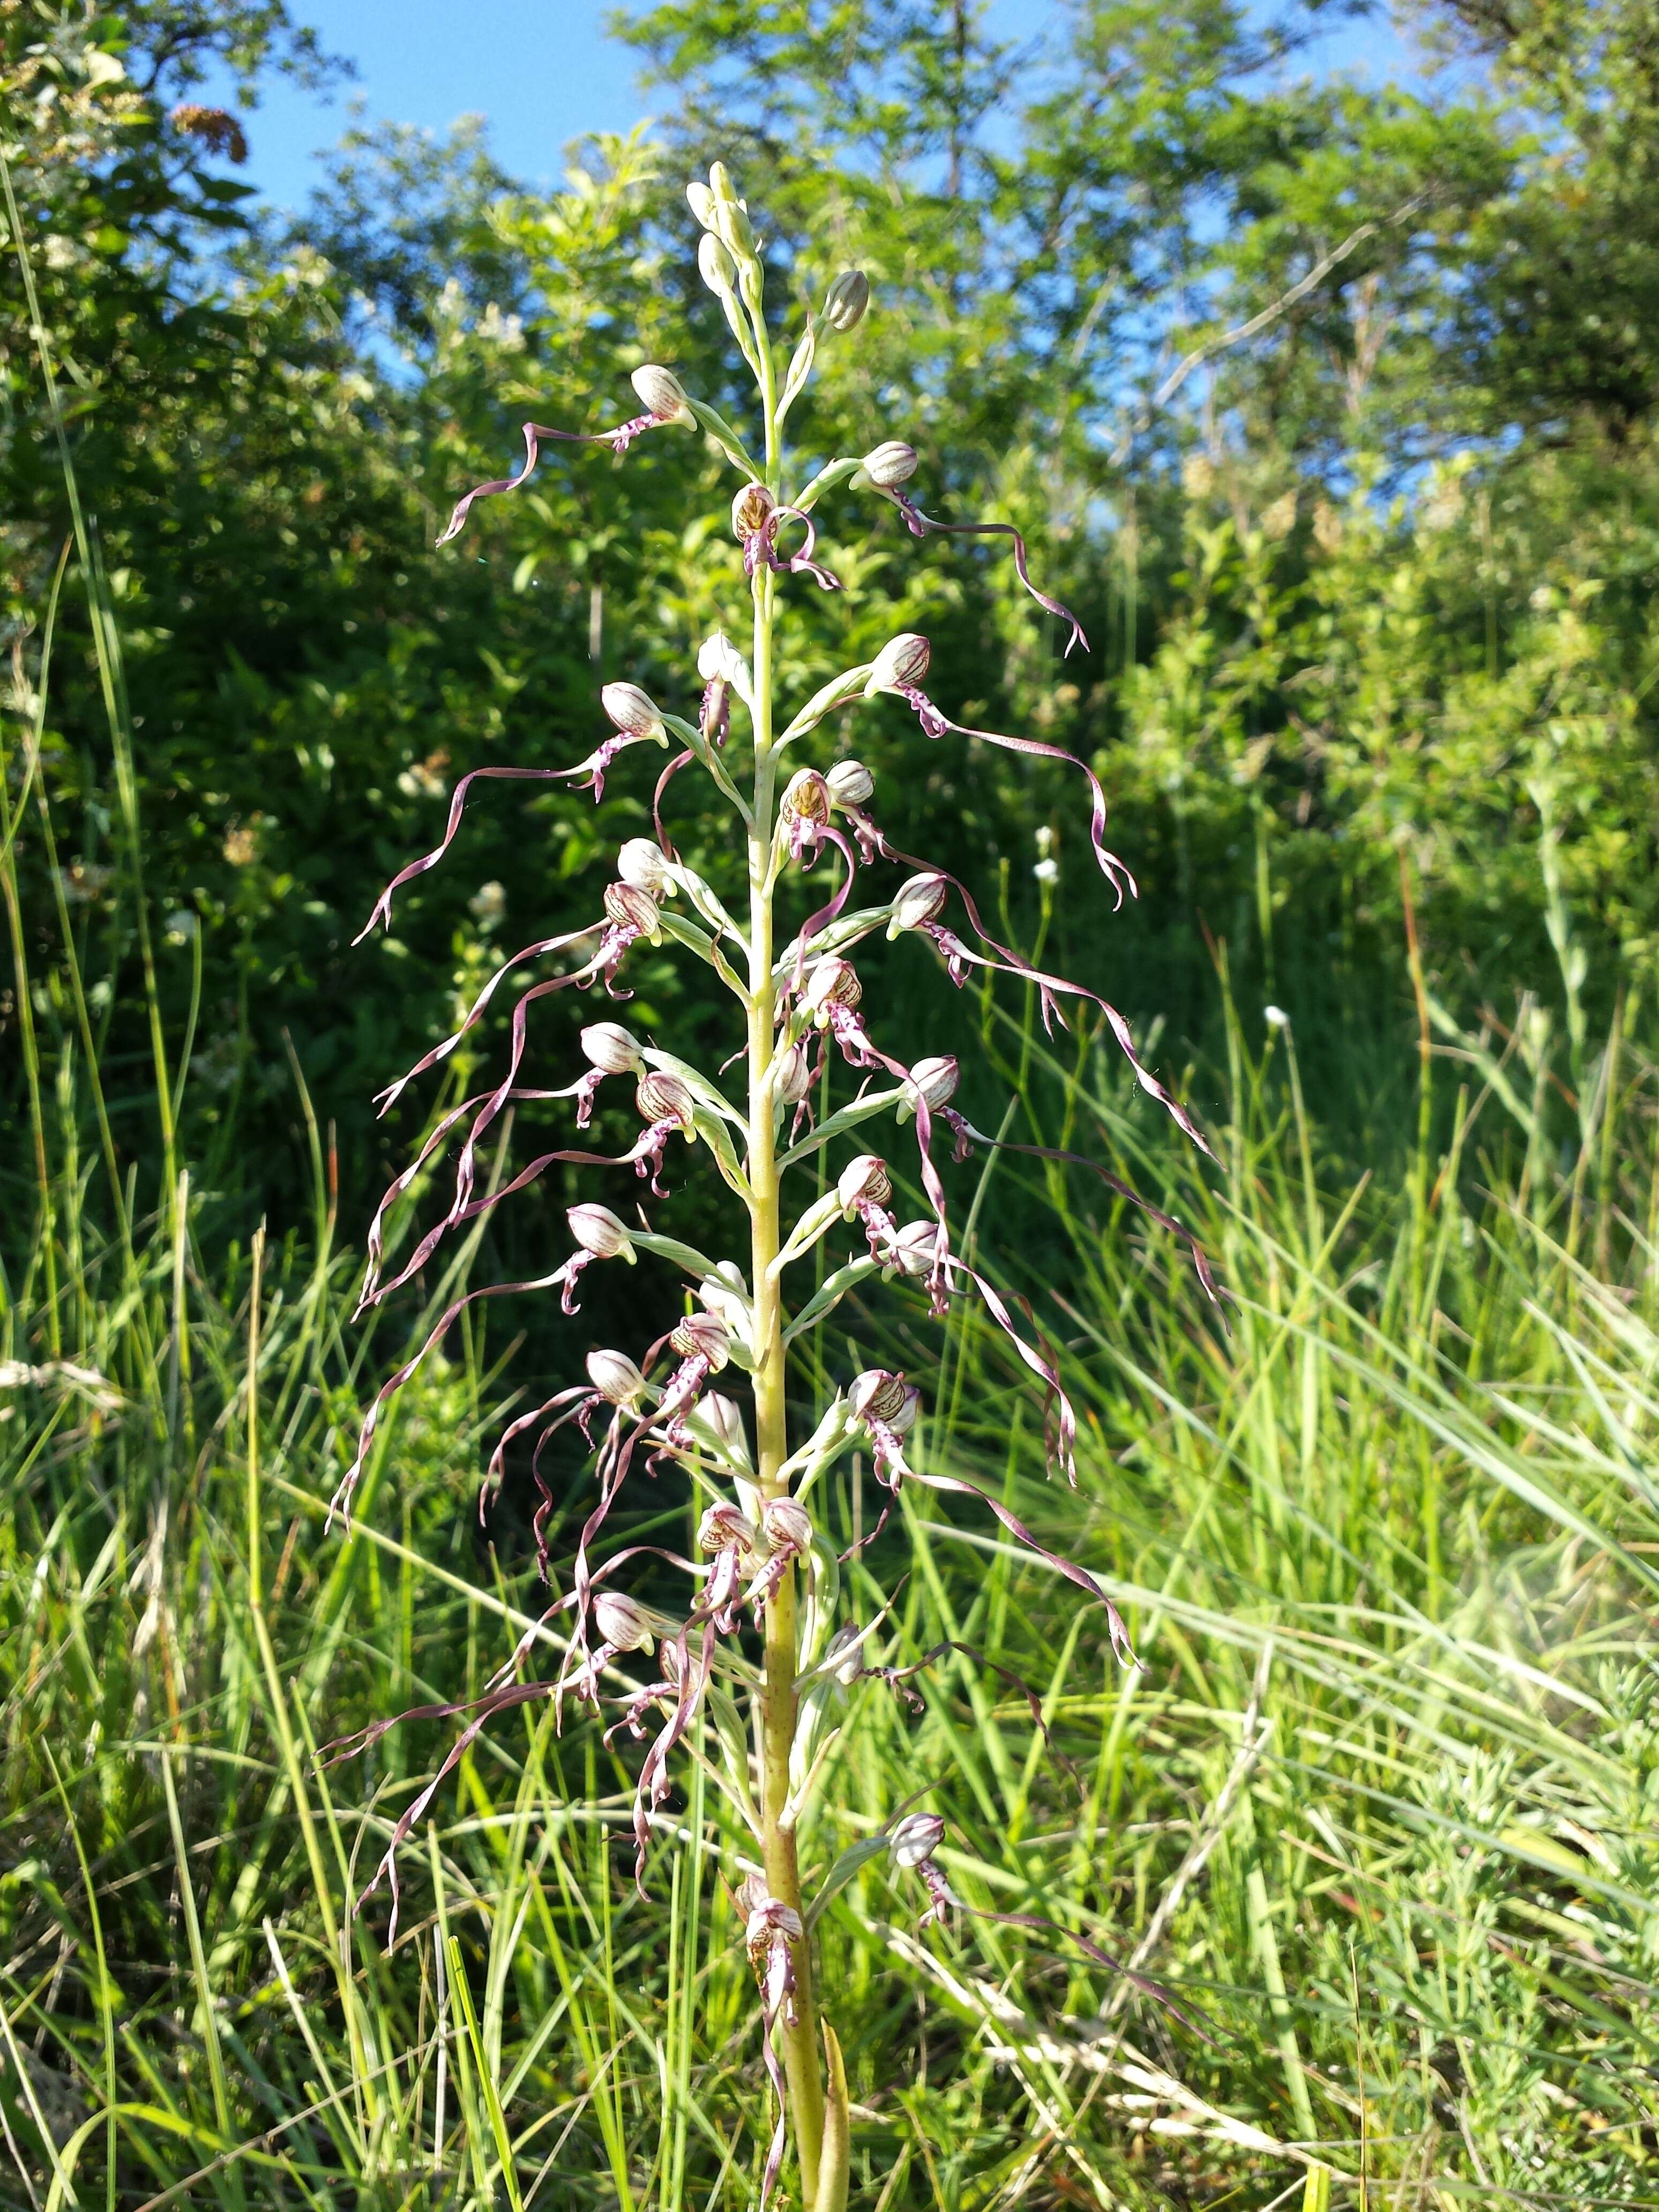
left=837, top=1154, right=892, bottom=1213
left=762, top=1496, right=813, bottom=1555
left=698, top=231, right=737, bottom=294
left=617, top=838, right=675, bottom=898
left=731, top=481, right=774, bottom=539
left=781, top=767, right=831, bottom=827
left=603, top=880, right=661, bottom=939
left=587, top=1347, right=646, bottom=1404
left=825, top=759, right=875, bottom=809
left=856, top=440, right=918, bottom=491
left=884, top=1221, right=939, bottom=1283
left=706, top=165, right=756, bottom=256
left=568, top=1203, right=636, bottom=1262
left=581, top=1021, right=643, bottom=1075
left=637, top=1071, right=696, bottom=1130
left=826, top=1622, right=865, bottom=1687
left=686, top=181, right=716, bottom=227
left=849, top=1369, right=909, bottom=1426
left=865, top=633, right=931, bottom=695
left=888, top=1812, right=946, bottom=1867
left=594, top=1591, right=654, bottom=1652
left=670, top=1311, right=731, bottom=1370
left=601, top=682, right=667, bottom=741
left=630, top=364, right=693, bottom=427
left=803, top=956, right=862, bottom=1014
left=698, top=629, right=745, bottom=685
left=905, top=1054, right=960, bottom=1110
left=700, top=1392, right=748, bottom=1456
left=823, top=269, right=870, bottom=332
left=775, top=1041, right=814, bottom=1105
left=887, top=872, right=948, bottom=935
left=707, top=160, right=738, bottom=205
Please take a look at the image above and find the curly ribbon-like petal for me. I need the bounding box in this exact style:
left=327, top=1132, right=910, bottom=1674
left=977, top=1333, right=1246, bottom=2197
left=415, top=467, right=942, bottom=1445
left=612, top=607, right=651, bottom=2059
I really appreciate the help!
left=887, top=486, right=1087, bottom=655
left=436, top=411, right=664, bottom=546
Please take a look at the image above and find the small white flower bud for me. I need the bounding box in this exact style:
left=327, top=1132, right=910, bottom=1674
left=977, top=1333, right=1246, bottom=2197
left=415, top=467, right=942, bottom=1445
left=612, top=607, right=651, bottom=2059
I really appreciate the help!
left=630, top=363, right=693, bottom=426
left=603, top=880, right=661, bottom=939
left=686, top=181, right=716, bottom=227
left=904, top=1054, right=960, bottom=1110
left=698, top=629, right=745, bottom=685
left=617, top=838, right=675, bottom=898
left=825, top=759, right=875, bottom=809
left=803, top=956, right=862, bottom=1014
left=888, top=1812, right=946, bottom=1867
left=775, top=1041, right=814, bottom=1105
left=1264, top=1004, right=1290, bottom=1032
left=731, top=480, right=774, bottom=539
left=837, top=1154, right=892, bottom=1214
left=700, top=1392, right=748, bottom=1457
left=698, top=231, right=737, bottom=294
left=864, top=633, right=931, bottom=696
left=670, top=1311, right=731, bottom=1370
left=600, top=682, right=667, bottom=740
left=887, top=872, right=948, bottom=936
left=580, top=1021, right=643, bottom=1075
left=884, top=1221, right=938, bottom=1283
left=1033, top=857, right=1058, bottom=885
left=762, top=1496, right=813, bottom=1555
left=594, top=1591, right=654, bottom=1652
left=826, top=1623, right=865, bottom=1687
left=781, top=767, right=831, bottom=827
left=706, top=165, right=756, bottom=256
left=856, top=440, right=918, bottom=491
left=567, top=1204, right=636, bottom=1262
left=587, top=1347, right=646, bottom=1404
left=823, top=269, right=870, bottom=332
left=636, top=1071, right=696, bottom=1130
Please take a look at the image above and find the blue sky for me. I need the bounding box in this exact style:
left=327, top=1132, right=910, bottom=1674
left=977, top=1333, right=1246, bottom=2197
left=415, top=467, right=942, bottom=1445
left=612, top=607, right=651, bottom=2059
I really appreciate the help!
left=220, top=1, right=1421, bottom=214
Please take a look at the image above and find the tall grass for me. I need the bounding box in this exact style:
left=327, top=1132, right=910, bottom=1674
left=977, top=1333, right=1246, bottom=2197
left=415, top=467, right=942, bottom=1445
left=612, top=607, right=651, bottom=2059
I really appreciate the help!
left=3, top=820, right=1656, bottom=2206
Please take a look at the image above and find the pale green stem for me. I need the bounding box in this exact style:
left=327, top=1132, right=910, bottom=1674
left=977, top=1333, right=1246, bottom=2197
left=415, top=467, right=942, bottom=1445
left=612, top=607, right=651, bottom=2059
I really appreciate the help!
left=746, top=554, right=827, bottom=2198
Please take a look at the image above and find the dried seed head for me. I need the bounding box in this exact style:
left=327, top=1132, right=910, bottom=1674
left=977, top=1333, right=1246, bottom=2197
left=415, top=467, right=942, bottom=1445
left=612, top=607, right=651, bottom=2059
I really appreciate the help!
left=888, top=872, right=948, bottom=934
left=837, top=1154, right=892, bottom=1213
left=857, top=440, right=919, bottom=491
left=567, top=1204, right=636, bottom=1261
left=601, top=682, right=667, bottom=740
left=803, top=956, right=862, bottom=1014
left=580, top=1021, right=644, bottom=1075
left=698, top=231, right=737, bottom=294
left=587, top=1347, right=647, bottom=1404
left=823, top=269, right=870, bottom=332
left=617, top=838, right=675, bottom=898
left=865, top=632, right=932, bottom=695
left=762, top=1496, right=813, bottom=1555
left=781, top=767, right=832, bottom=827
left=636, top=1071, right=696, bottom=1129
left=670, top=1311, right=731, bottom=1370
left=888, top=1812, right=946, bottom=1867
left=905, top=1053, right=961, bottom=1110
left=849, top=1368, right=909, bottom=1426
left=731, top=480, right=775, bottom=539
left=825, top=758, right=875, bottom=809
left=594, top=1591, right=655, bottom=1653
left=630, top=364, right=693, bottom=427
left=775, top=1040, right=814, bottom=1105
left=603, top=880, right=661, bottom=939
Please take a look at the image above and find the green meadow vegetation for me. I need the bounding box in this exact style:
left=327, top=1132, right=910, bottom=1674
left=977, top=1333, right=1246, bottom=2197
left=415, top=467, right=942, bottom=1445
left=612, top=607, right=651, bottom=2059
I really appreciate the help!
left=5, top=1, right=1659, bottom=2205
